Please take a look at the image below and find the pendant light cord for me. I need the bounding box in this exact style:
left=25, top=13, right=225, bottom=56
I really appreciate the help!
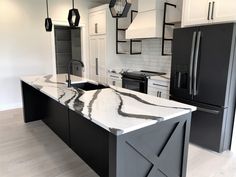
left=46, top=0, right=49, bottom=18
left=72, top=0, right=75, bottom=9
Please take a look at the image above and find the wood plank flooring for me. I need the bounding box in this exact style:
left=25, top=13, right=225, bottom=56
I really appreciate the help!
left=0, top=109, right=236, bottom=177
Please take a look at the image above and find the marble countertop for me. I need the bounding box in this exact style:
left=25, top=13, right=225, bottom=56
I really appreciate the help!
left=21, top=74, right=196, bottom=135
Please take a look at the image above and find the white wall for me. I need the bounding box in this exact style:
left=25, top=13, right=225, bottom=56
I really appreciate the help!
left=0, top=0, right=105, bottom=111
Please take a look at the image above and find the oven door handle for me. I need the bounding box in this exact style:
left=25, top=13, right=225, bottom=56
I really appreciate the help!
left=122, top=78, right=146, bottom=83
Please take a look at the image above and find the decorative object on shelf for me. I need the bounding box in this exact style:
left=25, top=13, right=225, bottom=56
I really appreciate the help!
left=45, top=0, right=52, bottom=32
left=162, top=2, right=176, bottom=56
left=68, top=0, right=80, bottom=28
left=109, top=0, right=131, bottom=18
left=116, top=10, right=142, bottom=55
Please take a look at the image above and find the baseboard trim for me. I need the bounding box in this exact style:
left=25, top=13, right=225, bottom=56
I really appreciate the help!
left=0, top=102, right=22, bottom=111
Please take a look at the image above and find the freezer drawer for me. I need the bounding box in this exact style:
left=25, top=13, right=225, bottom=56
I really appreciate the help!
left=190, top=105, right=226, bottom=152
left=170, top=96, right=233, bottom=152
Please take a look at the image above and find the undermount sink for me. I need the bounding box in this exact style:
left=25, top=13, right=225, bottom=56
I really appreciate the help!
left=71, top=82, right=109, bottom=91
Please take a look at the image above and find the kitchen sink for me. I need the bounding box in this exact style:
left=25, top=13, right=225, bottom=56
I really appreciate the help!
left=71, top=82, right=109, bottom=91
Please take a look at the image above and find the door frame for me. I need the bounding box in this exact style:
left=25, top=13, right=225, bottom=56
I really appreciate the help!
left=50, top=21, right=88, bottom=77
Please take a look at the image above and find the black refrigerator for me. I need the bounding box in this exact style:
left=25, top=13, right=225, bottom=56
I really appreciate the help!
left=170, top=23, right=236, bottom=152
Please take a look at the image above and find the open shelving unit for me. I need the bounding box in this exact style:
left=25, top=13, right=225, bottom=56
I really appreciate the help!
left=116, top=10, right=142, bottom=55
left=162, top=2, right=177, bottom=56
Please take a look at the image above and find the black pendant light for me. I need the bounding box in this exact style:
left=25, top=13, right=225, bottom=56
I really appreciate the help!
left=45, top=0, right=52, bottom=32
left=68, top=0, right=80, bottom=28
left=109, top=0, right=131, bottom=18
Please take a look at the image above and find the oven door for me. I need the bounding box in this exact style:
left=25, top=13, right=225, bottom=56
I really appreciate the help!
left=122, top=77, right=147, bottom=93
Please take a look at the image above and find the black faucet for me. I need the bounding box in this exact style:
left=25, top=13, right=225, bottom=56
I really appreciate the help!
left=67, top=59, right=84, bottom=87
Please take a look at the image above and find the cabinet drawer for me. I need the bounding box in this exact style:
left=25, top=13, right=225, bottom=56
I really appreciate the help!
left=108, top=74, right=122, bottom=87
left=148, top=79, right=169, bottom=90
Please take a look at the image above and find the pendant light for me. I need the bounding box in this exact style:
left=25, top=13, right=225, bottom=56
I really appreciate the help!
left=45, top=0, right=52, bottom=32
left=109, top=0, right=131, bottom=18
left=68, top=0, right=80, bottom=28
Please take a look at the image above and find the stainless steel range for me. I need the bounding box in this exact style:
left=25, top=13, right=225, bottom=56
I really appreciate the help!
left=122, top=70, right=166, bottom=93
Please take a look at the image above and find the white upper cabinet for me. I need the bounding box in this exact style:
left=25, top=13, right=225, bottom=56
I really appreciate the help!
left=89, top=10, right=106, bottom=36
left=182, top=0, right=210, bottom=27
left=182, top=0, right=236, bottom=27
left=213, top=0, right=236, bottom=23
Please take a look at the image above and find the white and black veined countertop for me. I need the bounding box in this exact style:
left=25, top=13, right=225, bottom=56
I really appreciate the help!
left=21, top=74, right=196, bottom=135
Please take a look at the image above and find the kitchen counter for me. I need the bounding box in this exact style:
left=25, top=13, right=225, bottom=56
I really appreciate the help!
left=21, top=74, right=195, bottom=135
left=149, top=73, right=171, bottom=81
left=21, top=74, right=196, bottom=177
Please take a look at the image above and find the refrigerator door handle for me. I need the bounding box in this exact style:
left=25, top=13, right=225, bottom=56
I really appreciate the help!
left=189, top=31, right=197, bottom=95
left=197, top=107, right=220, bottom=115
left=207, top=2, right=212, bottom=20
left=193, top=31, right=202, bottom=96
left=211, top=1, right=215, bottom=20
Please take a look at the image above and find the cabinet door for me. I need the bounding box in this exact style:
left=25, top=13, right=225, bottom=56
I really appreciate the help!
left=89, top=11, right=106, bottom=36
left=213, top=0, right=236, bottom=23
left=170, top=27, right=198, bottom=101
left=89, top=38, right=99, bottom=82
left=182, top=0, right=210, bottom=27
left=97, top=36, right=107, bottom=84
left=193, top=24, right=234, bottom=106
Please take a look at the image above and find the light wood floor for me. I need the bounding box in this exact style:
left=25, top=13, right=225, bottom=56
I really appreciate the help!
left=0, top=109, right=236, bottom=177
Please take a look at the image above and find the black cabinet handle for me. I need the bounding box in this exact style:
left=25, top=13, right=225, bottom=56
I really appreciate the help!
left=95, top=23, right=98, bottom=33
left=211, top=1, right=215, bottom=20
left=208, top=2, right=212, bottom=20
left=96, top=58, right=98, bottom=75
left=189, top=31, right=197, bottom=95
left=193, top=31, right=202, bottom=96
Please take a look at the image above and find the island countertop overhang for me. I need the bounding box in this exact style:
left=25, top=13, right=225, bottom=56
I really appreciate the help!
left=20, top=74, right=196, bottom=135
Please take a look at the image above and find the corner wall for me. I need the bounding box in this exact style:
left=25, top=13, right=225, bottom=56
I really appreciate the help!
left=0, top=0, right=104, bottom=111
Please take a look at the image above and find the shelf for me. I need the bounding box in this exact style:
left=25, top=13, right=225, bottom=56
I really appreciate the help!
left=117, top=40, right=128, bottom=43
left=117, top=28, right=127, bottom=31
left=165, top=23, right=175, bottom=26
left=131, top=40, right=142, bottom=43
left=162, top=2, right=177, bottom=56
left=116, top=10, right=142, bottom=55
left=163, top=38, right=173, bottom=41
left=117, top=52, right=129, bottom=54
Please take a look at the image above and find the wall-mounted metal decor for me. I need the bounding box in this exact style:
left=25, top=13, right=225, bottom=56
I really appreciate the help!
left=45, top=0, right=52, bottom=32
left=68, top=0, right=80, bottom=28
left=109, top=0, right=131, bottom=18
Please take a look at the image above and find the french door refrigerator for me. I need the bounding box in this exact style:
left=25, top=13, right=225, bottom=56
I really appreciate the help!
left=170, top=23, right=236, bottom=152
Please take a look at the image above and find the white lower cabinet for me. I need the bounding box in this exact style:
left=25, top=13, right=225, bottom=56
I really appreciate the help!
left=108, top=73, right=122, bottom=87
left=148, top=79, right=170, bottom=99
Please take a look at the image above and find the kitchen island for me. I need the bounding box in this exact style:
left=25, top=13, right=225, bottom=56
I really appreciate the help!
left=21, top=74, right=196, bottom=177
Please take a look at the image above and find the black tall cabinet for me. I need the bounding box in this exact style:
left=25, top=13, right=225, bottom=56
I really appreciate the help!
left=170, top=23, right=236, bottom=152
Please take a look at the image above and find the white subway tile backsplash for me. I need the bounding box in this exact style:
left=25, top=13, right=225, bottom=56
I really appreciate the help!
left=113, top=39, right=172, bottom=73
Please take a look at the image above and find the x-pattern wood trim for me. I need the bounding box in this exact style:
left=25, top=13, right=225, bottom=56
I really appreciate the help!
left=126, top=121, right=185, bottom=177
